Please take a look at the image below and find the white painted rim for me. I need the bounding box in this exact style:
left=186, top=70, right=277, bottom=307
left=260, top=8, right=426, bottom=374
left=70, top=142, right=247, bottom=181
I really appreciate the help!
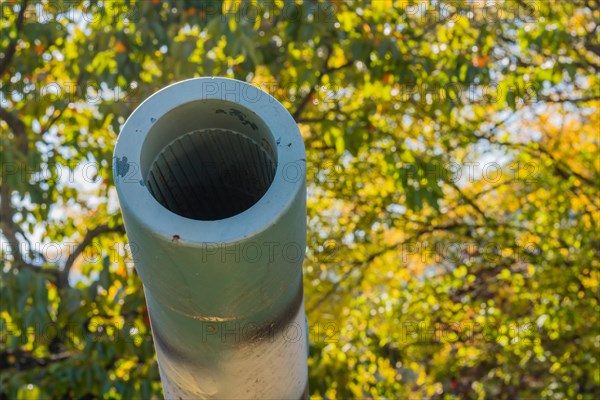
left=114, top=77, right=306, bottom=245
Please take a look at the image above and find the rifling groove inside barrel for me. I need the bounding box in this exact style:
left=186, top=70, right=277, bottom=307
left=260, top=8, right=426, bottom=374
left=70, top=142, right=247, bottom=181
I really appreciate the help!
left=147, top=128, right=276, bottom=221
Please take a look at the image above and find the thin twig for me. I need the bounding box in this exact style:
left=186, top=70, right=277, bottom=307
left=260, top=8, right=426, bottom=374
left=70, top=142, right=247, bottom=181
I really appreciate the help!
left=59, top=224, right=125, bottom=288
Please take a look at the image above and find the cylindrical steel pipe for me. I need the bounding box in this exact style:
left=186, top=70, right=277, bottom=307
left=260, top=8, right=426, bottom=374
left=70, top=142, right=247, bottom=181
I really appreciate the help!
left=113, top=78, right=308, bottom=399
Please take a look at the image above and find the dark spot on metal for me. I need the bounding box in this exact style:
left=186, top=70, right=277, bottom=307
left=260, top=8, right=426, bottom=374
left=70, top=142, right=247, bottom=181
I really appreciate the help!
left=242, top=282, right=305, bottom=342
left=150, top=117, right=157, bottom=123
left=276, top=137, right=281, bottom=145
left=139, top=179, right=145, bottom=186
left=172, top=234, right=180, bottom=242
left=151, top=322, right=188, bottom=363
left=300, top=381, right=310, bottom=400
left=224, top=108, right=258, bottom=131
left=115, top=156, right=130, bottom=178
left=287, top=142, right=292, bottom=147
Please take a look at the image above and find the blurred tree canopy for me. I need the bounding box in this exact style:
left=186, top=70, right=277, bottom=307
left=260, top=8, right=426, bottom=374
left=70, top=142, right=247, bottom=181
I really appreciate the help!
left=1, top=0, right=599, bottom=398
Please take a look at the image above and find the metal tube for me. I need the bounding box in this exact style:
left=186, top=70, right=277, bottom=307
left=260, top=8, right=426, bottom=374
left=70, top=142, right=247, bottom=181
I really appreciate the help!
left=113, top=78, right=308, bottom=399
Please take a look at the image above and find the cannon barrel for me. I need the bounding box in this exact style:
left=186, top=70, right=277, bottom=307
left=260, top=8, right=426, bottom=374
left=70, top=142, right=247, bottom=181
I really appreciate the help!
left=113, top=77, right=308, bottom=399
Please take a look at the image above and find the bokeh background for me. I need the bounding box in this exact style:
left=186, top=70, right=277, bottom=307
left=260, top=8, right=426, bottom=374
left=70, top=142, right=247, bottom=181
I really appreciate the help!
left=1, top=0, right=599, bottom=398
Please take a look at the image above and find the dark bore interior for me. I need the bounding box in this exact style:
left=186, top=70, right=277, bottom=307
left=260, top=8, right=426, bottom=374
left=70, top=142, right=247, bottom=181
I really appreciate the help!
left=146, top=128, right=276, bottom=221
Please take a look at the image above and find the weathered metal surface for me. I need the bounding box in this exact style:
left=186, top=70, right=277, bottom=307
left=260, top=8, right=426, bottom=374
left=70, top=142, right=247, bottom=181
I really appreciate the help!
left=113, top=77, right=308, bottom=399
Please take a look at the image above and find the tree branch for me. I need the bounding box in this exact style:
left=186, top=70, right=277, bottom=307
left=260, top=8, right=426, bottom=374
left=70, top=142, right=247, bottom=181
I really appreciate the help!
left=0, top=183, right=58, bottom=279
left=292, top=45, right=354, bottom=121
left=0, top=349, right=75, bottom=371
left=306, top=223, right=465, bottom=314
left=0, top=0, right=29, bottom=78
left=542, top=96, right=600, bottom=104
left=59, top=224, right=125, bottom=288
left=0, top=106, right=28, bottom=154
left=474, top=127, right=597, bottom=190
left=446, top=180, right=490, bottom=223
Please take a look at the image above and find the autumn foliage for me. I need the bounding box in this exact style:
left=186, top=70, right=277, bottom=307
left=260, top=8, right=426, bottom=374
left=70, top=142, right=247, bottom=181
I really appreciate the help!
left=1, top=1, right=599, bottom=399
